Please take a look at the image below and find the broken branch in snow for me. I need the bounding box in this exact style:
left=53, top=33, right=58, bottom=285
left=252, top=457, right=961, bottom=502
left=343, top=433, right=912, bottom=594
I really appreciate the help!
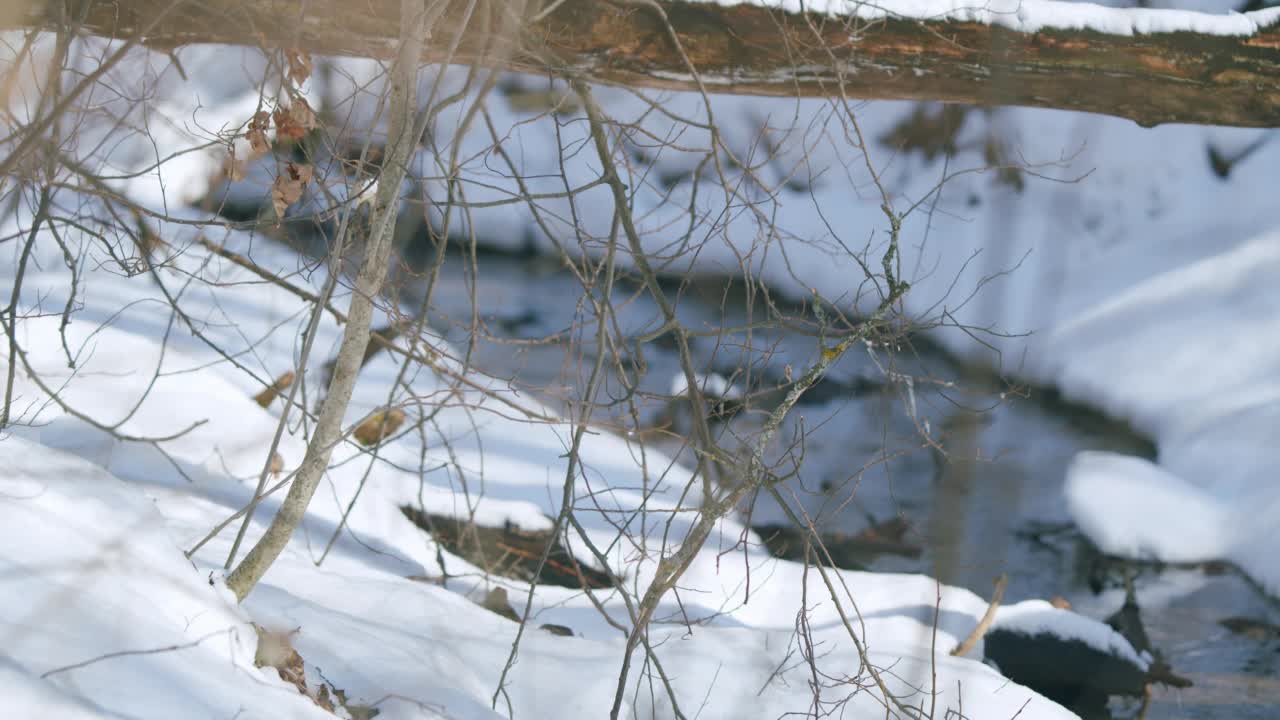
left=8, top=0, right=1280, bottom=126
left=951, top=573, right=1009, bottom=657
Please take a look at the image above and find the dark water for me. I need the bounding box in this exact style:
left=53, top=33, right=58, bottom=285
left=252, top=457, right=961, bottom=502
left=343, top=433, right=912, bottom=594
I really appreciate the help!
left=417, top=248, right=1280, bottom=720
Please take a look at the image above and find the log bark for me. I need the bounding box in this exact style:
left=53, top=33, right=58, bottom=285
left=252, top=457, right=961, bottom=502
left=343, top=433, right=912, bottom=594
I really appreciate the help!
left=16, top=0, right=1280, bottom=127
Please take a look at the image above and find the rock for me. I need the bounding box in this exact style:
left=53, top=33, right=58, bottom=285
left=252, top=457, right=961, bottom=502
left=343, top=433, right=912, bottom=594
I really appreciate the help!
left=985, top=627, right=1150, bottom=714
left=1219, top=616, right=1280, bottom=641
left=1105, top=584, right=1152, bottom=657
left=1105, top=579, right=1191, bottom=690
left=986, top=585, right=1192, bottom=718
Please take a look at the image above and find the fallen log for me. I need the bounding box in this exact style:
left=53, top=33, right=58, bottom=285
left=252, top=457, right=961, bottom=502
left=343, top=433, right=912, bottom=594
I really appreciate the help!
left=6, top=0, right=1280, bottom=127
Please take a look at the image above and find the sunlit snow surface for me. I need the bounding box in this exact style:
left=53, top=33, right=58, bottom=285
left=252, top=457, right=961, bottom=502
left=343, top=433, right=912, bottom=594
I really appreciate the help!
left=394, top=66, right=1280, bottom=595
left=0, top=216, right=1076, bottom=718
left=4, top=3, right=1280, bottom=712
left=350, top=60, right=1280, bottom=594
left=712, top=0, right=1280, bottom=36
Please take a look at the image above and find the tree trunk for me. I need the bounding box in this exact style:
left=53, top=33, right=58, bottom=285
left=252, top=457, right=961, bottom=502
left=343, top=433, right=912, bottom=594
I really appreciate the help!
left=9, top=0, right=1280, bottom=127
left=224, top=0, right=427, bottom=602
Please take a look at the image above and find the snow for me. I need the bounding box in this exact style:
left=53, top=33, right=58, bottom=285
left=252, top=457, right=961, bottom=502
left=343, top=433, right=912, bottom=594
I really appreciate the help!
left=707, top=0, right=1280, bottom=37
left=0, top=213, right=1082, bottom=717
left=0, top=436, right=333, bottom=720
left=365, top=61, right=1280, bottom=596
left=1044, top=227, right=1280, bottom=593
left=1, top=55, right=1093, bottom=712
left=1065, top=451, right=1236, bottom=564
left=670, top=372, right=743, bottom=400
left=5, top=9, right=1277, bottom=713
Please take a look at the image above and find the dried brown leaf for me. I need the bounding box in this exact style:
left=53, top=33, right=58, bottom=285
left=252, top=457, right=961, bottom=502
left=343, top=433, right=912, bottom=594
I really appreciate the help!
left=314, top=683, right=334, bottom=712
left=246, top=110, right=272, bottom=155
left=252, top=624, right=342, bottom=714
left=481, top=587, right=520, bottom=622
left=271, top=162, right=312, bottom=218
left=273, top=106, right=306, bottom=142
left=224, top=145, right=247, bottom=182
left=353, top=407, right=406, bottom=446
left=286, top=49, right=313, bottom=86
left=289, top=97, right=317, bottom=132
left=253, top=369, right=296, bottom=407
left=252, top=624, right=304, bottom=688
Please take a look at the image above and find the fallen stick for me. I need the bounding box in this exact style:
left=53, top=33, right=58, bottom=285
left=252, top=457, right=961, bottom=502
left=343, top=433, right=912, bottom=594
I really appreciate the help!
left=952, top=573, right=1008, bottom=657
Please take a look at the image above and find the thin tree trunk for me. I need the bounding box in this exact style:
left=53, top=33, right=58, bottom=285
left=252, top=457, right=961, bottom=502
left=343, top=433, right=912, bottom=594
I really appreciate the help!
left=224, top=0, right=428, bottom=602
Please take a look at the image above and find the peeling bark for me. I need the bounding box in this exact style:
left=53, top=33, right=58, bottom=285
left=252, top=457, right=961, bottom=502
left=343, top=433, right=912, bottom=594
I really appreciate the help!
left=11, top=0, right=1280, bottom=126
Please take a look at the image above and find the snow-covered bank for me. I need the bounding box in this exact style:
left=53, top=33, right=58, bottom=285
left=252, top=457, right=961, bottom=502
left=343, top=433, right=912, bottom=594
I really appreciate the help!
left=1052, top=230, right=1280, bottom=592
left=0, top=437, right=333, bottom=720
left=4, top=17, right=1276, bottom=716
left=24, top=29, right=1274, bottom=599
left=316, top=57, right=1280, bottom=594
left=0, top=32, right=1096, bottom=706
left=0, top=205, right=1085, bottom=717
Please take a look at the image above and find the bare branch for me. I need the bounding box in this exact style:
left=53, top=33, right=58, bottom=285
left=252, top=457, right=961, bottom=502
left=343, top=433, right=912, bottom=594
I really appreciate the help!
left=951, top=574, right=1009, bottom=658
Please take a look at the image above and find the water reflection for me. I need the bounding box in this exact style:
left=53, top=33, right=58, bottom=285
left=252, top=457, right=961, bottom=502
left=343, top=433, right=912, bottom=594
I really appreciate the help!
left=421, top=248, right=1280, bottom=720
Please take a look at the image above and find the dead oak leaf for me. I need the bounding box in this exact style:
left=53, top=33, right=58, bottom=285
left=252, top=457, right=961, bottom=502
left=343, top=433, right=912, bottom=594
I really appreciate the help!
left=273, top=105, right=307, bottom=143
left=224, top=144, right=248, bottom=182
left=246, top=110, right=272, bottom=155
left=289, top=97, right=317, bottom=133
left=252, top=624, right=304, bottom=692
left=353, top=407, right=406, bottom=447
left=271, top=162, right=313, bottom=219
left=253, top=369, right=296, bottom=407
left=286, top=49, right=313, bottom=86
left=271, top=97, right=318, bottom=143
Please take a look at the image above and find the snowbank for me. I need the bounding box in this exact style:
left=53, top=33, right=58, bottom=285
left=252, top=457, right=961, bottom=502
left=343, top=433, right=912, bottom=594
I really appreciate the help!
left=0, top=210, right=1080, bottom=717
left=5, top=16, right=1274, bottom=714
left=336, top=53, right=1280, bottom=595
left=0, top=437, right=332, bottom=720
left=1050, top=230, right=1280, bottom=592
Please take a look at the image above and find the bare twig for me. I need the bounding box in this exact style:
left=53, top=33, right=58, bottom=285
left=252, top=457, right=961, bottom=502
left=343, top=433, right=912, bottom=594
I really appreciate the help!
left=951, top=574, right=1009, bottom=658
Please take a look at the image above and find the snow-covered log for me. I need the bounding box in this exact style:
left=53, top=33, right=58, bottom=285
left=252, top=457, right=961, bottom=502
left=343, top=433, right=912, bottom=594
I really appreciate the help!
left=8, top=0, right=1280, bottom=127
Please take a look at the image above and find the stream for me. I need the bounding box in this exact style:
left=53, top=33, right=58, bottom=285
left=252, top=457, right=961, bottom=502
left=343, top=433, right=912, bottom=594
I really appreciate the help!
left=413, top=245, right=1280, bottom=720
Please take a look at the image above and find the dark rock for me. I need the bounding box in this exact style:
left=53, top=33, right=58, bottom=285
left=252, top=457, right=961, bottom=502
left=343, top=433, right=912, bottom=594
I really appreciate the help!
left=1105, top=585, right=1152, bottom=657
left=1105, top=578, right=1192, bottom=690
left=1220, top=616, right=1280, bottom=641
left=985, top=628, right=1150, bottom=704
left=986, top=583, right=1192, bottom=717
